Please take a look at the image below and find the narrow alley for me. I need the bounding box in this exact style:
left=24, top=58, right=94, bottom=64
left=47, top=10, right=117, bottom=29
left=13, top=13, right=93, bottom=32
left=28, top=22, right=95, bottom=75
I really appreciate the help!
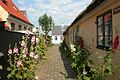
left=36, top=46, right=76, bottom=80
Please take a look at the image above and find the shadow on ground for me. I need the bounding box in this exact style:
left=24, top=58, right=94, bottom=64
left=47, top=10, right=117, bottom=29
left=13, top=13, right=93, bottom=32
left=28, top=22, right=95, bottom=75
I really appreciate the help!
left=59, top=45, right=76, bottom=79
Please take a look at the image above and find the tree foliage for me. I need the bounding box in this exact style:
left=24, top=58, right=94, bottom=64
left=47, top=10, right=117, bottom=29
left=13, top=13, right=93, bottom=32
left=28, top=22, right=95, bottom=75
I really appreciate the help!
left=38, top=13, right=54, bottom=35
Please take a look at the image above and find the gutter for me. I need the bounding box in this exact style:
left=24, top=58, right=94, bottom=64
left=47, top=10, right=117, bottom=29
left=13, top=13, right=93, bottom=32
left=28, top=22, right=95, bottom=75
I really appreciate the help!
left=9, top=14, right=34, bottom=26
left=65, top=0, right=105, bottom=32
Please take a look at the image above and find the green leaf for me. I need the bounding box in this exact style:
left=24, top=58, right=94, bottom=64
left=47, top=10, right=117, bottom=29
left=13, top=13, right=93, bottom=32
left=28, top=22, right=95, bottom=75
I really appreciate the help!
left=7, top=67, right=11, bottom=71
left=84, top=77, right=91, bottom=80
left=15, top=73, right=23, bottom=79
left=94, top=74, right=105, bottom=80
left=71, top=62, right=77, bottom=68
left=7, top=74, right=12, bottom=79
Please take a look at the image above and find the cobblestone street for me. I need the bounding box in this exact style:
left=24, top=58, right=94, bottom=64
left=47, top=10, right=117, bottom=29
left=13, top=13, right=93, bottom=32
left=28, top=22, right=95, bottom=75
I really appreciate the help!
left=36, top=46, right=76, bottom=80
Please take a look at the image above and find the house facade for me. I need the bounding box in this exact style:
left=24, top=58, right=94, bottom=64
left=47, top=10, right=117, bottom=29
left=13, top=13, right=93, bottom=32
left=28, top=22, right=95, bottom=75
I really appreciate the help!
left=0, top=0, right=33, bottom=31
left=52, top=26, right=63, bottom=45
left=52, top=25, right=67, bottom=45
left=64, top=0, right=120, bottom=79
left=52, top=35, right=63, bottom=45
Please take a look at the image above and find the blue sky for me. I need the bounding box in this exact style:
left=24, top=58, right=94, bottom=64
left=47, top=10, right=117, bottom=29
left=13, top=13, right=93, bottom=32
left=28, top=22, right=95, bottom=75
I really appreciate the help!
left=13, top=0, right=92, bottom=27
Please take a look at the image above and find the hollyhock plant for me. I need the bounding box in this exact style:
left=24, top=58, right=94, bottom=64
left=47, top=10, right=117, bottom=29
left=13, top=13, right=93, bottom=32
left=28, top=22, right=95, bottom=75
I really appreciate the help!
left=8, top=48, right=12, bottom=55
left=17, top=60, right=23, bottom=67
left=7, top=30, right=46, bottom=80
left=36, top=38, right=39, bottom=44
left=30, top=52, right=34, bottom=58
left=34, top=54, right=39, bottom=60
left=23, top=54, right=27, bottom=58
left=22, top=48, right=28, bottom=55
left=13, top=47, right=18, bottom=54
left=8, top=44, right=12, bottom=55
left=31, top=36, right=36, bottom=43
left=70, top=44, right=76, bottom=52
left=21, top=40, right=26, bottom=47
left=26, top=30, right=30, bottom=36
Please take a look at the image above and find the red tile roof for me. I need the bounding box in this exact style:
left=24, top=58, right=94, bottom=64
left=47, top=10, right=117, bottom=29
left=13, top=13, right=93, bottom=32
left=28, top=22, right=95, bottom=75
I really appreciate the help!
left=0, top=18, right=2, bottom=21
left=0, top=0, right=33, bottom=26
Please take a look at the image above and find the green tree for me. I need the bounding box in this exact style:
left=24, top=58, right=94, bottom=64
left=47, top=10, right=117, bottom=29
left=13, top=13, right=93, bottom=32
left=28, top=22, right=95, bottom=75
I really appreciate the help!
left=38, top=13, right=54, bottom=45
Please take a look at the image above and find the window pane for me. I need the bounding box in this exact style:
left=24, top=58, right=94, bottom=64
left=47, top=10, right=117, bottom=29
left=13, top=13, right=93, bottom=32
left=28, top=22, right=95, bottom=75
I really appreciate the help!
left=18, top=25, right=22, bottom=30
left=55, top=36, right=57, bottom=40
left=98, top=26, right=103, bottom=35
left=105, top=36, right=109, bottom=47
left=109, top=22, right=112, bottom=36
left=11, top=23, right=15, bottom=30
left=105, top=25, right=109, bottom=36
left=98, top=17, right=103, bottom=26
left=104, top=13, right=112, bottom=23
left=105, top=36, right=112, bottom=47
left=110, top=36, right=112, bottom=47
left=98, top=36, right=103, bottom=45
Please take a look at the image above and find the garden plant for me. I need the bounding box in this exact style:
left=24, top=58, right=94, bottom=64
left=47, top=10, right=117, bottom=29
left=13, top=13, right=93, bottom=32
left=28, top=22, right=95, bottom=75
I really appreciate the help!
left=62, top=36, right=119, bottom=80
left=7, top=31, right=46, bottom=80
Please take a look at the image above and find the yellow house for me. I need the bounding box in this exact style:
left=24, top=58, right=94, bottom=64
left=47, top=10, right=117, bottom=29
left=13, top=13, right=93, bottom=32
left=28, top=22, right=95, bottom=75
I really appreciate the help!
left=64, top=0, right=120, bottom=79
left=0, top=0, right=33, bottom=31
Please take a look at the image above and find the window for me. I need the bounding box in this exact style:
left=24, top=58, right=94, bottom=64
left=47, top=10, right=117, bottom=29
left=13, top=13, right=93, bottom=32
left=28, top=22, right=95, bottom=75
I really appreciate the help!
left=61, top=36, right=63, bottom=40
left=97, top=10, right=112, bottom=49
left=75, top=26, right=80, bottom=37
left=28, top=27, right=31, bottom=31
left=18, top=25, right=22, bottom=30
left=55, top=36, right=57, bottom=40
left=24, top=27, right=27, bottom=30
left=11, top=23, right=15, bottom=31
left=75, top=26, right=80, bottom=44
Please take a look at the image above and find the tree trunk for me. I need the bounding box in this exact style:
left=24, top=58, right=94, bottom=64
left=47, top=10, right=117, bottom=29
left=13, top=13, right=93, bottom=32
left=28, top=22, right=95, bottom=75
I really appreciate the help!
left=45, top=33, right=48, bottom=47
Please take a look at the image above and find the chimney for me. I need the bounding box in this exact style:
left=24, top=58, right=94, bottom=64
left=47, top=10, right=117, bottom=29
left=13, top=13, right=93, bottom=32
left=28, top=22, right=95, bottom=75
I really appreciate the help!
left=21, top=10, right=27, bottom=17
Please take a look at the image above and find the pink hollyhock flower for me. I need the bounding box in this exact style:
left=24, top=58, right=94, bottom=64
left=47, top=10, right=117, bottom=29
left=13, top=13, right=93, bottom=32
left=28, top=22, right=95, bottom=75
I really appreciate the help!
left=26, top=30, right=30, bottom=36
left=21, top=41, right=26, bottom=47
left=17, top=60, right=23, bottom=67
left=22, top=48, right=28, bottom=55
left=31, top=36, right=36, bottom=43
left=29, top=52, right=34, bottom=58
left=22, top=48, right=25, bottom=54
left=36, top=38, right=39, bottom=43
left=13, top=47, right=18, bottom=54
left=34, top=54, right=39, bottom=60
left=8, top=49, right=12, bottom=55
left=23, top=54, right=27, bottom=58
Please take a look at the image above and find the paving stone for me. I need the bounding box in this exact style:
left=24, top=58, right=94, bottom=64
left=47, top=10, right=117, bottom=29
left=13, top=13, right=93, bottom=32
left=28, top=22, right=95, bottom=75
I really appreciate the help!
left=35, top=46, right=76, bottom=80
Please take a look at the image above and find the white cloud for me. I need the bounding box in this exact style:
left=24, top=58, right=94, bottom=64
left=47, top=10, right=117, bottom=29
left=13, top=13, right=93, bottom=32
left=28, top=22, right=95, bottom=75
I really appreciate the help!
left=14, top=0, right=92, bottom=26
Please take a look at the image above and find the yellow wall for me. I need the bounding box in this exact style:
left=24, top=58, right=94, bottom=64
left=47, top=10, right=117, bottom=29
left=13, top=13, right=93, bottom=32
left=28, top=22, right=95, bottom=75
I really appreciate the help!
left=0, top=6, right=8, bottom=21
left=65, top=0, right=120, bottom=79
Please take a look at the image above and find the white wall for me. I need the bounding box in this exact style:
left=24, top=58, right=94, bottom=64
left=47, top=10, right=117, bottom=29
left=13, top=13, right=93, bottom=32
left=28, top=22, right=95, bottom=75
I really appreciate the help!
left=52, top=35, right=63, bottom=45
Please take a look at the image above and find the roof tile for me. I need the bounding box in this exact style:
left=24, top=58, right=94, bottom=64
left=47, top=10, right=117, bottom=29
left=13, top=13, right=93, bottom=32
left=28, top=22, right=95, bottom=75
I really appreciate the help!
left=0, top=0, right=33, bottom=26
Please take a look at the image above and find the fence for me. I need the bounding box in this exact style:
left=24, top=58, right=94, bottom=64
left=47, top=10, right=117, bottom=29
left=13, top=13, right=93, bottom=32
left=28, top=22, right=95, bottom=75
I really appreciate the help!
left=0, top=29, right=32, bottom=80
